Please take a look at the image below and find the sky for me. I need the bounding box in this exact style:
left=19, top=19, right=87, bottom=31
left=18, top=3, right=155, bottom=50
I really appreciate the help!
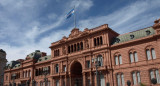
left=0, top=0, right=160, bottom=62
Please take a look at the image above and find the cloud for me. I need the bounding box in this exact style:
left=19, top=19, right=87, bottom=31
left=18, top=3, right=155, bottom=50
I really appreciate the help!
left=1, top=0, right=160, bottom=62
left=78, top=0, right=160, bottom=33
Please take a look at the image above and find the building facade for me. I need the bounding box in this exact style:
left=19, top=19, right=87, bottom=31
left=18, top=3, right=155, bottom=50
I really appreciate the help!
left=3, top=18, right=160, bottom=86
left=0, top=49, right=7, bottom=86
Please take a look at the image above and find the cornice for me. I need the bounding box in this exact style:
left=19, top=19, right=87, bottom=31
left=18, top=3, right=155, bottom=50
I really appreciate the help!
left=49, top=24, right=112, bottom=48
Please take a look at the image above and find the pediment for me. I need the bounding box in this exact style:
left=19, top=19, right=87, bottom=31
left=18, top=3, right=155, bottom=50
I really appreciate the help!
left=69, top=28, right=82, bottom=38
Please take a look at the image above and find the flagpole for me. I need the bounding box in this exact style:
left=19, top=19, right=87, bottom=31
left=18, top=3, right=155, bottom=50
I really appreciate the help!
left=74, top=6, right=76, bottom=28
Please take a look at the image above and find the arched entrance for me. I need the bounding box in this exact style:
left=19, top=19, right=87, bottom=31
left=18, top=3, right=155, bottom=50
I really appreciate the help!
left=70, top=61, right=83, bottom=86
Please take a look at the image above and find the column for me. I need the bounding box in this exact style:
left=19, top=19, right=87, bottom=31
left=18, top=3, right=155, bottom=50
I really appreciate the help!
left=69, top=75, right=72, bottom=86
left=90, top=72, right=92, bottom=86
left=60, top=76, right=62, bottom=86
left=83, top=73, right=86, bottom=86
left=65, top=75, right=67, bottom=86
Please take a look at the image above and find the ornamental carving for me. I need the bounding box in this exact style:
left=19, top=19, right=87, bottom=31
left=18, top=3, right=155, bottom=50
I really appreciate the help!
left=62, top=46, right=66, bottom=55
left=84, top=39, right=89, bottom=49
left=69, top=28, right=82, bottom=38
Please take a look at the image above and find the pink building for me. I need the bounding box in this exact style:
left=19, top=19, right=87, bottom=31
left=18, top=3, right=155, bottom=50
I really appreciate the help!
left=3, top=18, right=160, bottom=86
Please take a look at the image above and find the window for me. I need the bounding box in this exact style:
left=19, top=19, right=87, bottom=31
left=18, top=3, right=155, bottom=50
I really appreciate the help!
left=68, top=46, right=70, bottom=53
left=63, top=65, right=66, bottom=72
left=129, top=52, right=138, bottom=63
left=100, top=74, right=105, bottom=86
left=56, top=80, right=59, bottom=86
left=71, top=45, right=73, bottom=52
left=116, top=73, right=125, bottom=86
left=97, top=38, right=100, bottom=45
left=115, top=56, right=118, bottom=65
left=77, top=43, right=80, bottom=51
left=115, top=55, right=122, bottom=65
left=29, top=70, right=31, bottom=77
left=74, top=44, right=76, bottom=52
left=151, top=48, right=156, bottom=59
left=146, top=48, right=156, bottom=60
left=146, top=30, right=151, bottom=35
left=129, top=53, right=134, bottom=63
left=94, top=38, right=97, bottom=46
left=100, top=36, right=103, bottom=45
left=48, top=66, right=50, bottom=74
left=55, top=64, right=59, bottom=73
left=54, top=49, right=60, bottom=57
left=98, top=55, right=103, bottom=66
left=86, top=60, right=90, bottom=68
left=134, top=52, right=138, bottom=62
left=130, top=35, right=134, bottom=39
left=150, top=69, right=160, bottom=84
left=80, top=42, right=83, bottom=50
left=94, top=36, right=103, bottom=46
left=132, top=71, right=141, bottom=85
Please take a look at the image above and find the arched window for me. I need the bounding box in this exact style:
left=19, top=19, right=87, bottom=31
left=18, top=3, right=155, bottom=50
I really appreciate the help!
left=68, top=46, right=70, bottom=53
left=28, top=70, right=31, bottom=77
left=115, top=55, right=122, bottom=65
left=150, top=69, right=160, bottom=84
left=132, top=71, right=141, bottom=85
left=94, top=38, right=97, bottom=46
left=129, top=51, right=138, bottom=63
left=97, top=55, right=103, bottom=66
left=97, top=37, right=100, bottom=45
left=100, top=36, right=103, bottom=45
left=48, top=66, right=50, bottom=74
left=74, top=44, right=76, bottom=51
left=116, top=73, right=125, bottom=86
left=77, top=43, right=80, bottom=51
left=55, top=64, right=59, bottom=73
left=39, top=68, right=41, bottom=75
left=71, top=45, right=73, bottom=52
left=146, top=48, right=156, bottom=60
left=80, top=42, right=83, bottom=50
left=57, top=49, right=59, bottom=56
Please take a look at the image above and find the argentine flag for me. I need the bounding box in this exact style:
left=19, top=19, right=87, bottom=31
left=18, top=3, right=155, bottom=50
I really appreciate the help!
left=66, top=8, right=75, bottom=19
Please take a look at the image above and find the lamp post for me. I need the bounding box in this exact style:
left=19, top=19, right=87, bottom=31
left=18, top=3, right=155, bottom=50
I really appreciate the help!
left=92, top=56, right=102, bottom=86
left=151, top=78, right=157, bottom=85
left=127, top=80, right=131, bottom=86
left=43, top=67, right=48, bottom=86
left=12, top=74, right=16, bottom=86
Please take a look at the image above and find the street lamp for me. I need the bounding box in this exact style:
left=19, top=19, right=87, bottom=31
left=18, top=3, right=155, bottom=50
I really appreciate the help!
left=12, top=74, right=16, bottom=86
left=151, top=78, right=157, bottom=85
left=43, top=67, right=48, bottom=86
left=92, top=56, right=103, bottom=86
left=127, top=80, right=131, bottom=86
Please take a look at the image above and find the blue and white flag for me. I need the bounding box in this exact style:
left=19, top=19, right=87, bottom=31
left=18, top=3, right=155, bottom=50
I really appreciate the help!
left=66, top=8, right=75, bottom=19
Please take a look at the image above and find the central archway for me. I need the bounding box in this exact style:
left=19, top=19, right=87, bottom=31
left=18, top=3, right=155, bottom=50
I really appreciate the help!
left=70, top=61, right=83, bottom=86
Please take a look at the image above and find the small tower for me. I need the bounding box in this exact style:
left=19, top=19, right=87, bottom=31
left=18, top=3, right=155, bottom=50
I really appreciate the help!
left=153, top=18, right=160, bottom=34
left=0, top=49, right=7, bottom=86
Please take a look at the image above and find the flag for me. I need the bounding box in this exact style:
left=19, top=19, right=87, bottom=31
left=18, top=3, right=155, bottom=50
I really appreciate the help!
left=66, top=8, right=75, bottom=19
